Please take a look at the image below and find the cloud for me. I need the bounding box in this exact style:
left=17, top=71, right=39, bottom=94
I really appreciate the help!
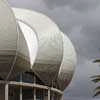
left=9, top=0, right=47, bottom=11
left=43, top=0, right=100, bottom=12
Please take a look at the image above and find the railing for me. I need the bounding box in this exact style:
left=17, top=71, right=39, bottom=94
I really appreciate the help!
left=0, top=80, right=63, bottom=100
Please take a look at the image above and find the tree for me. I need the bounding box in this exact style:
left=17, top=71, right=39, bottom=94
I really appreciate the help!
left=91, top=59, right=100, bottom=97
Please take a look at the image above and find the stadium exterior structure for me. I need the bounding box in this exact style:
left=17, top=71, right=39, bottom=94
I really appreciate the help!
left=0, top=0, right=77, bottom=100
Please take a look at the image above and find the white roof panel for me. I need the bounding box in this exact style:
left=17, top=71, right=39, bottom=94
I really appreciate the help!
left=57, top=32, right=77, bottom=90
left=13, top=8, right=63, bottom=85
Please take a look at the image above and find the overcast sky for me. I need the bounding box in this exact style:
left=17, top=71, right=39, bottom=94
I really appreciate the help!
left=8, top=0, right=100, bottom=100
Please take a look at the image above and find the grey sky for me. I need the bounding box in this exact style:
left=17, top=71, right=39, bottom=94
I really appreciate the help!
left=8, top=0, right=100, bottom=99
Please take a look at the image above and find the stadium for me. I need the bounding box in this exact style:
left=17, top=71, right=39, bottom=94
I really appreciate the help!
left=0, top=0, right=77, bottom=100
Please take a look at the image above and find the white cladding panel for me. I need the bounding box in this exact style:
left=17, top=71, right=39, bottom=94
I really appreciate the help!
left=0, top=0, right=17, bottom=78
left=57, top=32, right=77, bottom=90
left=17, top=21, right=38, bottom=69
left=13, top=8, right=63, bottom=64
left=13, top=8, right=63, bottom=85
left=0, top=0, right=17, bottom=51
left=0, top=1, right=38, bottom=79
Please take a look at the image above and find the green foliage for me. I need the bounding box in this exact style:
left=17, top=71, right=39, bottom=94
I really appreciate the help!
left=91, top=59, right=100, bottom=97
left=94, top=91, right=100, bottom=97
left=93, top=59, right=100, bottom=63
left=91, top=78, right=100, bottom=83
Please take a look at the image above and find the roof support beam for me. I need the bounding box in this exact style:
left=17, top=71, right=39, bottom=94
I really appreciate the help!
left=33, top=75, right=36, bottom=100
left=48, top=88, right=50, bottom=100
left=20, top=73, right=23, bottom=100
left=5, top=83, right=9, bottom=100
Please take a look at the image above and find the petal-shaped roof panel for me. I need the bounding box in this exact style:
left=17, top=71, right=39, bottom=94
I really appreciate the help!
left=0, top=0, right=18, bottom=78
left=17, top=21, right=38, bottom=69
left=13, top=8, right=63, bottom=85
left=57, top=32, right=77, bottom=90
left=14, top=22, right=38, bottom=72
left=0, top=1, right=38, bottom=79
